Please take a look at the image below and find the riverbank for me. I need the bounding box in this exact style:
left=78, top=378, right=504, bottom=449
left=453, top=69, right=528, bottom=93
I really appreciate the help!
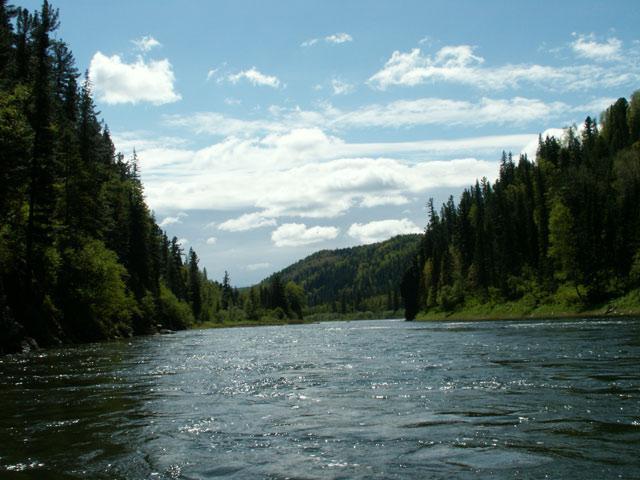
left=415, top=288, right=640, bottom=322
left=190, top=310, right=404, bottom=330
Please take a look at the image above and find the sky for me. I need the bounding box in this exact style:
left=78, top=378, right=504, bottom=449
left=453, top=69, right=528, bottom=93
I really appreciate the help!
left=21, top=0, right=640, bottom=285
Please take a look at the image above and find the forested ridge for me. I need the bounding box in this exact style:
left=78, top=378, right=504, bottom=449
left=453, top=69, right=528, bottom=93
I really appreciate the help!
left=0, top=1, right=234, bottom=353
left=401, top=92, right=640, bottom=320
left=264, top=234, right=420, bottom=318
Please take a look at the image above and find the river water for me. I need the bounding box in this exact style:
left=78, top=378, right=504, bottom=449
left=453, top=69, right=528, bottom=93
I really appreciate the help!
left=1, top=318, right=639, bottom=479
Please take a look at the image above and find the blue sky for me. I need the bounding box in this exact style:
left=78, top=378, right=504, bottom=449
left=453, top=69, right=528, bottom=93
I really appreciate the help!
left=23, top=0, right=640, bottom=285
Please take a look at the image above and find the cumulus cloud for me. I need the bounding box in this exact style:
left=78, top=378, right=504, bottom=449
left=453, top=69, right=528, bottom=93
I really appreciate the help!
left=177, top=238, right=189, bottom=247
left=159, top=212, right=188, bottom=227
left=89, top=52, right=181, bottom=105
left=206, top=237, right=217, bottom=245
left=368, top=43, right=638, bottom=91
left=271, top=223, right=339, bottom=247
left=140, top=150, right=500, bottom=217
left=132, top=35, right=161, bottom=52
left=218, top=212, right=277, bottom=232
left=571, top=33, right=622, bottom=61
left=348, top=219, right=422, bottom=244
left=228, top=67, right=280, bottom=88
left=301, top=32, right=353, bottom=47
left=117, top=125, right=538, bottom=219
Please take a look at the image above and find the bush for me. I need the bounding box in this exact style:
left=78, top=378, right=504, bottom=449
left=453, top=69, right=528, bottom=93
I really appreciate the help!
left=61, top=239, right=136, bottom=340
left=437, top=284, right=463, bottom=311
left=157, top=284, right=194, bottom=330
left=216, top=306, right=248, bottom=323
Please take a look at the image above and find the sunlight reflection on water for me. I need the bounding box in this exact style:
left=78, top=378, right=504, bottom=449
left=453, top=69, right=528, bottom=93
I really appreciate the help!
left=0, top=318, right=639, bottom=479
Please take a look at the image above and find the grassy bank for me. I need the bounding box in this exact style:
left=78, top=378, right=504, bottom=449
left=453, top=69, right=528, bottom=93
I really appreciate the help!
left=415, top=287, right=640, bottom=322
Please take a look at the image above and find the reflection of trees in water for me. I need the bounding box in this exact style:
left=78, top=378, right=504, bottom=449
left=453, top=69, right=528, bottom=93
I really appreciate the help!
left=0, top=338, right=159, bottom=479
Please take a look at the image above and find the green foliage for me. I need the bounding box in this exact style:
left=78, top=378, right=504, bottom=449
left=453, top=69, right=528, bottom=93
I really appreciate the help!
left=270, top=234, right=420, bottom=315
left=60, top=239, right=136, bottom=340
left=404, top=91, right=640, bottom=318
left=285, top=281, right=305, bottom=319
left=216, top=306, right=247, bottom=324
left=157, top=284, right=194, bottom=330
left=548, top=199, right=576, bottom=281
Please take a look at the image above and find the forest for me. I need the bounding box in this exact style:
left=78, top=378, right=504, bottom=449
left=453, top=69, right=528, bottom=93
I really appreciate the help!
left=400, top=92, right=640, bottom=320
left=268, top=234, right=419, bottom=319
left=0, top=1, right=306, bottom=353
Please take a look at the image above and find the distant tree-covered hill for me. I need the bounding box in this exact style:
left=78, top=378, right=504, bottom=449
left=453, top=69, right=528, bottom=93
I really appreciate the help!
left=263, top=235, right=421, bottom=315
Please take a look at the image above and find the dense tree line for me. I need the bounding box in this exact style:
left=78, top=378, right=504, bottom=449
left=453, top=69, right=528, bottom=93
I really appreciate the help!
left=401, top=92, right=640, bottom=320
left=0, top=1, right=226, bottom=352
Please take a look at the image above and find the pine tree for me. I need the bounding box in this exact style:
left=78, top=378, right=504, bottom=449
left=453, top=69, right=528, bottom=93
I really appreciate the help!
left=187, top=248, right=202, bottom=320
left=221, top=270, right=232, bottom=310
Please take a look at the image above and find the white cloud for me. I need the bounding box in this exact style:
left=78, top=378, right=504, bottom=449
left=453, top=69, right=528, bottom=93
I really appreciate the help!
left=271, top=223, right=339, bottom=247
left=177, top=238, right=189, bottom=247
left=124, top=123, right=539, bottom=219
left=325, top=32, right=353, bottom=44
left=359, top=194, right=410, bottom=208
left=335, top=97, right=568, bottom=128
left=348, top=218, right=422, bottom=244
left=245, top=262, right=271, bottom=271
left=571, top=33, right=622, bottom=61
left=206, top=68, right=218, bottom=81
left=140, top=148, right=500, bottom=217
left=111, top=131, right=188, bottom=154
left=218, top=212, right=277, bottom=232
left=228, top=67, right=280, bottom=88
left=132, top=35, right=161, bottom=52
left=206, top=237, right=217, bottom=245
left=331, top=78, right=355, bottom=95
left=126, top=89, right=604, bottom=220
left=164, top=96, right=573, bottom=138
left=89, top=52, right=181, bottom=105
left=224, top=97, right=241, bottom=106
left=159, top=212, right=188, bottom=227
left=301, top=32, right=353, bottom=47
left=368, top=44, right=638, bottom=91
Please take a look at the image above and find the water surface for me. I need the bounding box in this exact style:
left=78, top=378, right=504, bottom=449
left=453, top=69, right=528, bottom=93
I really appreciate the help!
left=1, top=318, right=639, bottom=479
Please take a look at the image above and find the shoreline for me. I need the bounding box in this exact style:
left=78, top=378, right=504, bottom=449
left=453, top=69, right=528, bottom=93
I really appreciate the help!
left=414, top=306, right=640, bottom=323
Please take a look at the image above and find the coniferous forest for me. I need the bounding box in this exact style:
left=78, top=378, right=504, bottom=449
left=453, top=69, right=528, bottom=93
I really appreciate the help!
left=401, top=92, right=640, bottom=320
left=0, top=1, right=229, bottom=353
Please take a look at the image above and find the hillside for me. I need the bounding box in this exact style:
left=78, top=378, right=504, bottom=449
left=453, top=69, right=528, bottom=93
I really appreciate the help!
left=267, top=234, right=421, bottom=315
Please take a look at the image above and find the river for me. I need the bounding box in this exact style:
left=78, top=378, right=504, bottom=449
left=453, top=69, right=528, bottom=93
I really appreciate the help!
left=1, top=318, right=639, bottom=479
